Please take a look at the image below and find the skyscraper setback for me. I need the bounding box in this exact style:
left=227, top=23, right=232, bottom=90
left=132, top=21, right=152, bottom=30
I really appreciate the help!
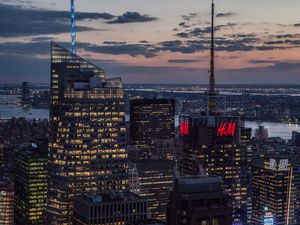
left=47, top=42, right=128, bottom=224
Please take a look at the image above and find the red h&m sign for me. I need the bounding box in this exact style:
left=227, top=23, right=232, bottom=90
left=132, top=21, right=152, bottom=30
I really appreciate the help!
left=217, top=122, right=237, bottom=137
left=180, top=121, right=189, bottom=136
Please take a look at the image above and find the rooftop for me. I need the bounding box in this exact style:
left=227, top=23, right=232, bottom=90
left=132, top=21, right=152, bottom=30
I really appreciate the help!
left=175, top=175, right=223, bottom=194
left=77, top=191, right=145, bottom=205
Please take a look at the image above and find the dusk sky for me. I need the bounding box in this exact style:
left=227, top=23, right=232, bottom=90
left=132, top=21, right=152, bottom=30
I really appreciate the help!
left=1, top=0, right=300, bottom=84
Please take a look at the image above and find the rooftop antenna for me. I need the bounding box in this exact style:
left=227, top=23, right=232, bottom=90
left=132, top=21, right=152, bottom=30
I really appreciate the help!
left=208, top=0, right=217, bottom=115
left=70, top=0, right=76, bottom=54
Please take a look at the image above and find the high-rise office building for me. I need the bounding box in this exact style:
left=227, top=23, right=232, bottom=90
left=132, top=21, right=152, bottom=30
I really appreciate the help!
left=135, top=160, right=175, bottom=221
left=251, top=156, right=300, bottom=225
left=73, top=192, right=148, bottom=225
left=47, top=42, right=128, bottom=224
left=167, top=175, right=232, bottom=225
left=14, top=145, right=48, bottom=225
left=130, top=99, right=175, bottom=159
left=0, top=178, right=14, bottom=225
left=179, top=116, right=248, bottom=223
left=177, top=1, right=249, bottom=224
left=241, top=127, right=253, bottom=225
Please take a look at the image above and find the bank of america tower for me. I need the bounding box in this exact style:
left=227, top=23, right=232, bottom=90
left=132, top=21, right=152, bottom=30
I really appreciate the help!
left=47, top=42, right=128, bottom=224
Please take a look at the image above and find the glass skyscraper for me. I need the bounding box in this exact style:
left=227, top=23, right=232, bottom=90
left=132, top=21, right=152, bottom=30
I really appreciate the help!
left=14, top=146, right=48, bottom=225
left=47, top=42, right=128, bottom=225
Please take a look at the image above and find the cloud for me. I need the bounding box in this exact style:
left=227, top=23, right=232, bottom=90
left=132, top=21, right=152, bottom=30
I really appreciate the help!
left=182, top=13, right=198, bottom=21
left=107, top=12, right=157, bottom=24
left=176, top=23, right=238, bottom=38
left=31, top=37, right=55, bottom=42
left=103, top=41, right=127, bottom=45
left=82, top=42, right=158, bottom=58
left=168, top=59, right=202, bottom=63
left=216, top=12, right=236, bottom=18
left=0, top=3, right=113, bottom=37
left=249, top=59, right=300, bottom=70
left=178, top=22, right=190, bottom=28
left=249, top=60, right=274, bottom=64
left=176, top=32, right=190, bottom=38
left=2, top=40, right=300, bottom=84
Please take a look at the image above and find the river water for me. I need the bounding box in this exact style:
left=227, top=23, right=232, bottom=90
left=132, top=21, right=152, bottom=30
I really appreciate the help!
left=0, top=95, right=49, bottom=120
left=1, top=95, right=299, bottom=140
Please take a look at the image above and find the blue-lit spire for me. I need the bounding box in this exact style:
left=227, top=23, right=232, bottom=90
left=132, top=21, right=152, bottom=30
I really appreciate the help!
left=70, top=0, right=76, bottom=54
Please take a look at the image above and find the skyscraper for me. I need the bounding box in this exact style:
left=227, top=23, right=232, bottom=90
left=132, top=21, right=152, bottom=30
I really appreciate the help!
left=177, top=1, right=248, bottom=223
left=21, top=82, right=30, bottom=107
left=135, top=159, right=175, bottom=221
left=167, top=175, right=232, bottom=225
left=251, top=156, right=300, bottom=225
left=179, top=116, right=248, bottom=223
left=130, top=99, right=175, bottom=160
left=14, top=145, right=48, bottom=225
left=47, top=42, right=128, bottom=224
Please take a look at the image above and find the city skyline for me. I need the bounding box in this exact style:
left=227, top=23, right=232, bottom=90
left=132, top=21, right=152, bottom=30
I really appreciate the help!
left=2, top=0, right=300, bottom=84
left=1, top=1, right=300, bottom=224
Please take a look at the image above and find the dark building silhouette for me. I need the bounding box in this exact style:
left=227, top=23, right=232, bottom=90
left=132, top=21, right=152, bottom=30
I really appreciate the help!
left=292, top=131, right=300, bottom=146
left=47, top=43, right=128, bottom=224
left=14, top=145, right=48, bottom=225
left=73, top=192, right=148, bottom=225
left=127, top=219, right=165, bottom=225
left=0, top=139, right=4, bottom=166
left=251, top=156, right=300, bottom=225
left=130, top=98, right=175, bottom=159
left=167, top=175, right=232, bottom=225
left=21, top=82, right=30, bottom=107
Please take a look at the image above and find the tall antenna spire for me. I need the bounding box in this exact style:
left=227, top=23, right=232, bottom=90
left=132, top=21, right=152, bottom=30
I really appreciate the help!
left=208, top=0, right=216, bottom=115
left=70, top=0, right=76, bottom=54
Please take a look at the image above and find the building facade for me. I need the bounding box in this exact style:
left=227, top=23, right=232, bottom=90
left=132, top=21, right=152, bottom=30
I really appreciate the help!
left=167, top=175, right=232, bottom=225
left=14, top=145, right=48, bottom=225
left=126, top=219, right=165, bottom=225
left=179, top=115, right=248, bottom=224
left=135, top=159, right=175, bottom=221
left=47, top=42, right=128, bottom=224
left=128, top=163, right=140, bottom=195
left=130, top=99, right=175, bottom=159
left=251, top=156, right=300, bottom=225
left=0, top=178, right=14, bottom=225
left=73, top=192, right=148, bottom=225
